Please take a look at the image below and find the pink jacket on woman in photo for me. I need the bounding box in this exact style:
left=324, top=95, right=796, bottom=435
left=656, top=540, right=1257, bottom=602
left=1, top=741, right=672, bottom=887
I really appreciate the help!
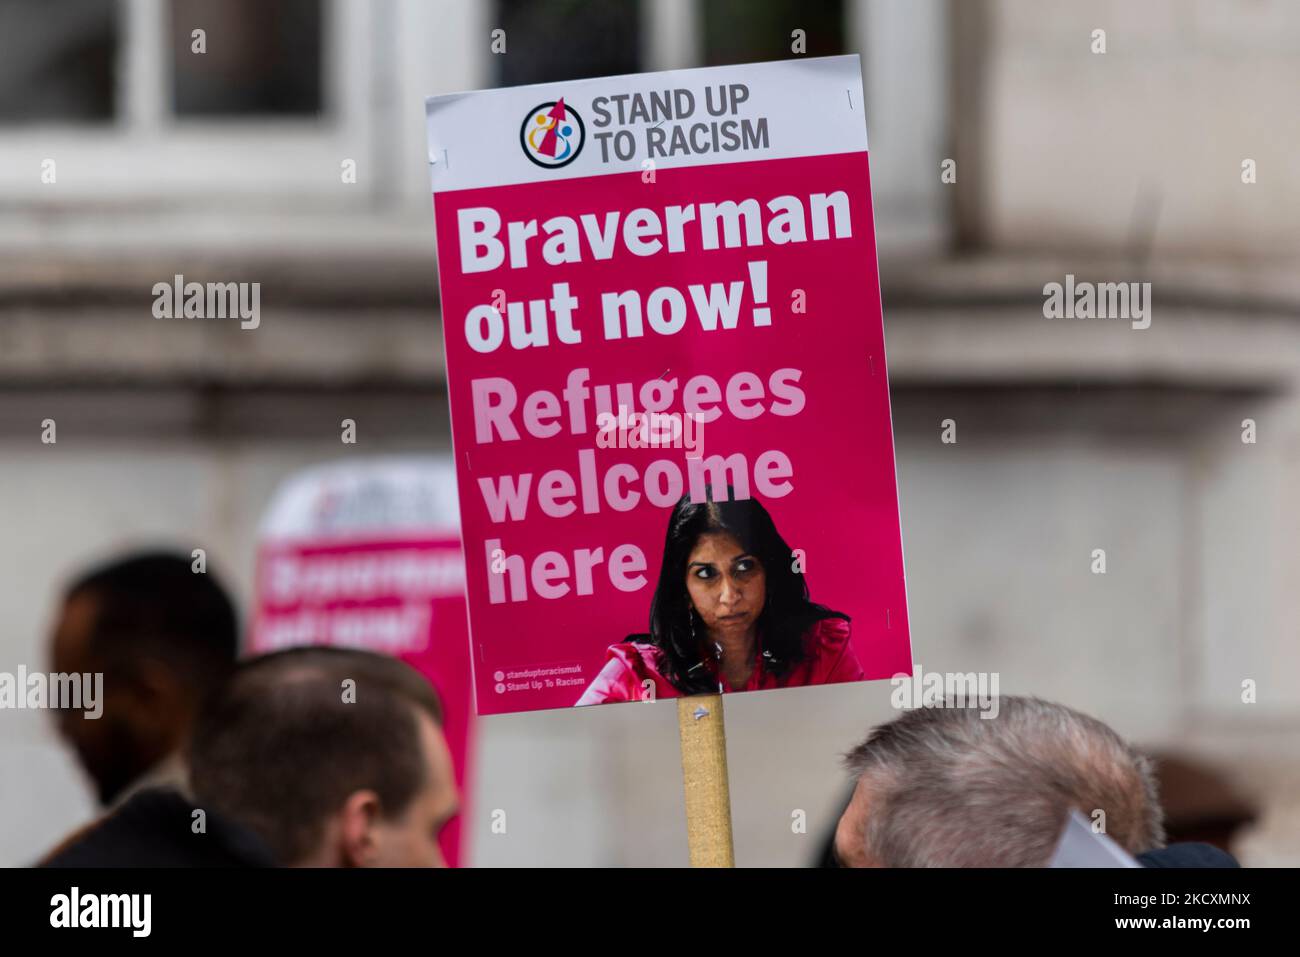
left=575, top=616, right=862, bottom=705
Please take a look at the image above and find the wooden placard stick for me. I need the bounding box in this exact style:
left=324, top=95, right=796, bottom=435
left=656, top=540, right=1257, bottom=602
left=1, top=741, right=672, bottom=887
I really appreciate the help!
left=676, top=693, right=735, bottom=867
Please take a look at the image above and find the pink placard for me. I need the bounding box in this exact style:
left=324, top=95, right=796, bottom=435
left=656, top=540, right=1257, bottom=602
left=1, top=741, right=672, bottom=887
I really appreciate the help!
left=250, top=461, right=474, bottom=865
left=427, top=57, right=911, bottom=716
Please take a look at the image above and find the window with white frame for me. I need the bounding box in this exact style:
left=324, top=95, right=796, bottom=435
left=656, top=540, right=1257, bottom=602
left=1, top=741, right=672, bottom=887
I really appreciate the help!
left=0, top=0, right=372, bottom=206
left=0, top=0, right=948, bottom=251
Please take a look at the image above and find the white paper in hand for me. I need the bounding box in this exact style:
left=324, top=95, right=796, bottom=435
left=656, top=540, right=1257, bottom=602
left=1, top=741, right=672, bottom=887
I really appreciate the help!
left=1048, top=809, right=1142, bottom=868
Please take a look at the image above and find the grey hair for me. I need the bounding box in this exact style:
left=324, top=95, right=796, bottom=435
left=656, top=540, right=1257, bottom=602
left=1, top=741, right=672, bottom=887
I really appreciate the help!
left=843, top=696, right=1165, bottom=867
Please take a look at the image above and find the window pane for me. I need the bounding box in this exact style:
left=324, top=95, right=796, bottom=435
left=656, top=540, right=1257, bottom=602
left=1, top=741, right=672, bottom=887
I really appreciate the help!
left=0, top=0, right=117, bottom=123
left=703, top=0, right=844, bottom=65
left=495, top=0, right=640, bottom=87
left=170, top=0, right=322, bottom=116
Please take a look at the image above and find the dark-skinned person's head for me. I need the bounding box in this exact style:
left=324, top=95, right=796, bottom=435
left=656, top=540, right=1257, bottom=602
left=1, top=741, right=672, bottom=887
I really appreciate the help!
left=49, top=551, right=238, bottom=806
left=833, top=695, right=1166, bottom=867
left=187, top=647, right=458, bottom=867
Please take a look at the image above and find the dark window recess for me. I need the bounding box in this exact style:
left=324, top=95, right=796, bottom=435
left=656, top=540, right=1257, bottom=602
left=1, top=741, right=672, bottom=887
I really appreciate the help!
left=495, top=0, right=640, bottom=87
left=0, top=0, right=118, bottom=123
left=170, top=0, right=323, bottom=116
left=703, top=0, right=845, bottom=65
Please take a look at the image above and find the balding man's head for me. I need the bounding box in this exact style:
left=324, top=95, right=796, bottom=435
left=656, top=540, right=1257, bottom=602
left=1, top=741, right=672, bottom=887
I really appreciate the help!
left=835, top=696, right=1165, bottom=867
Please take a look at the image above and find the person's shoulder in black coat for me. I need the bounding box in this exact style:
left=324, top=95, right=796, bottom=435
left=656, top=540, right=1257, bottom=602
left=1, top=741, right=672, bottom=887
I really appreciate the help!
left=1137, top=843, right=1240, bottom=868
left=41, top=787, right=277, bottom=868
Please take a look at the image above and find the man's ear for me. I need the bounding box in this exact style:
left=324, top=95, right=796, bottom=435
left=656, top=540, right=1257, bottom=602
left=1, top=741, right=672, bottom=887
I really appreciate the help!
left=337, top=790, right=384, bottom=867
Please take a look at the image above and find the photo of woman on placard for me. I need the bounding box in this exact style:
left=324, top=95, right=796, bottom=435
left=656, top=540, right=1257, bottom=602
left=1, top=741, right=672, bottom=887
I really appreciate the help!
left=575, top=490, right=862, bottom=705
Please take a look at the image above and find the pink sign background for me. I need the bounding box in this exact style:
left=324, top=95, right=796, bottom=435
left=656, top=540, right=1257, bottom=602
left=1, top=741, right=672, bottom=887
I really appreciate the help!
left=434, top=151, right=910, bottom=715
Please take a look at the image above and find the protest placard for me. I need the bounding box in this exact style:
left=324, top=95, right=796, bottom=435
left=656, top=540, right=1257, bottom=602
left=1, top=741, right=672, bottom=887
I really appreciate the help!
left=250, top=458, right=474, bottom=866
left=426, top=55, right=910, bottom=721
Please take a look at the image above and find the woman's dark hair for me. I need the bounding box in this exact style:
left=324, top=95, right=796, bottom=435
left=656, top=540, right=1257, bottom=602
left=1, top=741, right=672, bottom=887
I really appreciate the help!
left=637, top=489, right=848, bottom=694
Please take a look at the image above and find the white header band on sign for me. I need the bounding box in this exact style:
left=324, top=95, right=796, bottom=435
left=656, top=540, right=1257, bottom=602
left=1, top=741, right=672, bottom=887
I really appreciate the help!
left=425, top=55, right=867, bottom=194
left=259, top=457, right=462, bottom=541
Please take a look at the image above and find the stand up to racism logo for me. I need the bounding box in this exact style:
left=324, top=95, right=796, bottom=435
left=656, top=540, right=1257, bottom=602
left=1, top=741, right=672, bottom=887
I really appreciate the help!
left=520, top=98, right=585, bottom=168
